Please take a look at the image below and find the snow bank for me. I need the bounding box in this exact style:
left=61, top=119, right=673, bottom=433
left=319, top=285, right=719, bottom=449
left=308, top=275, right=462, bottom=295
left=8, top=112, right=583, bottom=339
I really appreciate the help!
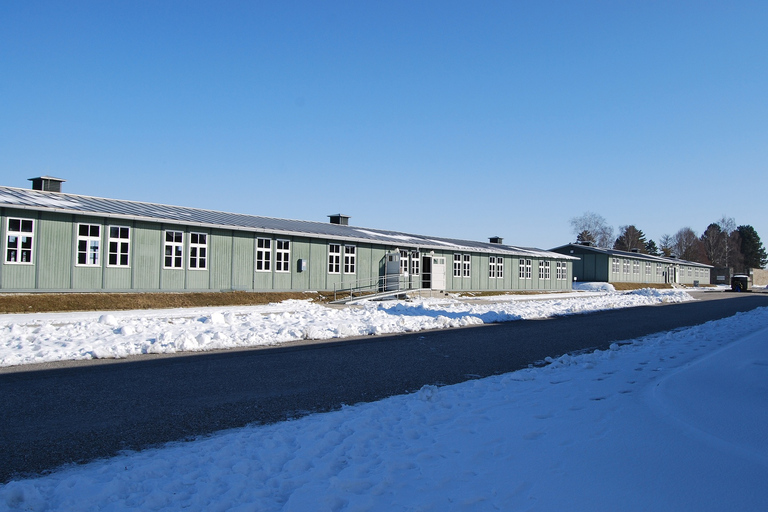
left=0, top=291, right=693, bottom=368
left=573, top=282, right=616, bottom=292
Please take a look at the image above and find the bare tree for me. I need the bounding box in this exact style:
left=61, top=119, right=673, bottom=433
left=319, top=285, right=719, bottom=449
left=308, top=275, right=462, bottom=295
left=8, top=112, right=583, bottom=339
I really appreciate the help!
left=569, top=212, right=614, bottom=248
left=701, top=223, right=725, bottom=266
left=716, top=216, right=737, bottom=267
left=673, top=227, right=705, bottom=262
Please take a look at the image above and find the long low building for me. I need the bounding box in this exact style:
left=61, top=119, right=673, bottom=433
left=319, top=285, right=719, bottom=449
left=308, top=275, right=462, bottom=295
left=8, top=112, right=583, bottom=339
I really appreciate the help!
left=1, top=177, right=577, bottom=294
left=550, top=242, right=712, bottom=286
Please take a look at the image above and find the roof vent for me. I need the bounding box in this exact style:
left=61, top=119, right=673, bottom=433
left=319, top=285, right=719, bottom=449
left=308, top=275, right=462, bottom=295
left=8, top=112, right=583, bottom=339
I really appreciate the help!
left=29, top=176, right=65, bottom=193
left=489, top=236, right=503, bottom=244
left=630, top=248, right=640, bottom=253
left=328, top=214, right=350, bottom=226
left=579, top=241, right=594, bottom=247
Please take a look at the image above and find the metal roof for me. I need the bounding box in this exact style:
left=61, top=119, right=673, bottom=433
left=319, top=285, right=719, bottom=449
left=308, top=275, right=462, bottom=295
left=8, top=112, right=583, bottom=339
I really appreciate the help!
left=550, top=243, right=713, bottom=268
left=0, top=185, right=576, bottom=260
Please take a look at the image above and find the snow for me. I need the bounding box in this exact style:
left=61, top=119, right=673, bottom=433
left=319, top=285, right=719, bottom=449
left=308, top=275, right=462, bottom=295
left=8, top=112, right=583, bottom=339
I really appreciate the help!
left=0, top=289, right=693, bottom=367
left=1, top=300, right=766, bottom=511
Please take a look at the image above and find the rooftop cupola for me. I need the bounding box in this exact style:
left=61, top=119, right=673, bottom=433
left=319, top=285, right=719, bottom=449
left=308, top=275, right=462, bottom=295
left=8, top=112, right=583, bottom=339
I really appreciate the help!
left=328, top=214, right=350, bottom=226
left=29, top=176, right=66, bottom=192
left=489, top=236, right=504, bottom=244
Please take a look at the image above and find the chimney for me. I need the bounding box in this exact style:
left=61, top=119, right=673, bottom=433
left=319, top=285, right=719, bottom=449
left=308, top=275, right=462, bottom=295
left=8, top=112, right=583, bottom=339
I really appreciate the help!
left=489, top=236, right=503, bottom=244
left=328, top=214, right=350, bottom=226
left=29, top=176, right=65, bottom=193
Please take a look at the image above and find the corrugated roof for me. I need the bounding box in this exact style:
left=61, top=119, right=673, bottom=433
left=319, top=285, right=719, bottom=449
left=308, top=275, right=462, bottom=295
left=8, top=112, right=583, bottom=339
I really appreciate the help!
left=550, top=243, right=713, bottom=268
left=0, top=185, right=577, bottom=260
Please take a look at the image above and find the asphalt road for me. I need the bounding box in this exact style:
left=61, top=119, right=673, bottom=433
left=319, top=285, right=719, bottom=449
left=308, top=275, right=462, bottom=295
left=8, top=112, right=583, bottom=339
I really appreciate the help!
left=1, top=291, right=766, bottom=483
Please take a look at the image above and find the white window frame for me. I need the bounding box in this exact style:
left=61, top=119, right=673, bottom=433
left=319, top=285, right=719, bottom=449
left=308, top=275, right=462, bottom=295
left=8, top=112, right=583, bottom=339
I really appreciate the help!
left=539, top=260, right=551, bottom=280
left=107, top=226, right=131, bottom=267
left=5, top=218, right=34, bottom=264
left=645, top=262, right=651, bottom=276
left=489, top=255, right=504, bottom=279
left=656, top=263, right=662, bottom=277
left=410, top=250, right=420, bottom=275
left=623, top=260, right=630, bottom=274
left=76, top=223, right=101, bottom=267
left=556, top=261, right=567, bottom=280
left=276, top=239, right=290, bottom=273
left=633, top=261, right=640, bottom=275
left=519, top=259, right=532, bottom=280
left=328, top=244, right=341, bottom=274
left=189, top=232, right=208, bottom=270
left=344, top=245, right=356, bottom=274
left=453, top=254, right=462, bottom=277
left=164, top=230, right=184, bottom=269
left=400, top=250, right=410, bottom=274
left=462, top=254, right=471, bottom=278
left=256, top=238, right=272, bottom=272
left=612, top=258, right=620, bottom=273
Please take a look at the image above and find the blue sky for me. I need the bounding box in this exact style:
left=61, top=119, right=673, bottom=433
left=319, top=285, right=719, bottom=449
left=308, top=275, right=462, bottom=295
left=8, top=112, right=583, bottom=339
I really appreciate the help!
left=2, top=1, right=766, bottom=251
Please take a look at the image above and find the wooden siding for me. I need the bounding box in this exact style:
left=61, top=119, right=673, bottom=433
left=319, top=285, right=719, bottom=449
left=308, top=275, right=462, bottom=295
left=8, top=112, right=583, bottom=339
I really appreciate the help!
left=1, top=210, right=573, bottom=293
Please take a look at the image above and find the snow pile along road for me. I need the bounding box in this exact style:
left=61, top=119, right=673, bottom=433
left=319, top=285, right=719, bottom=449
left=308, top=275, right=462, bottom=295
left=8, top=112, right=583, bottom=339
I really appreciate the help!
left=0, top=289, right=693, bottom=367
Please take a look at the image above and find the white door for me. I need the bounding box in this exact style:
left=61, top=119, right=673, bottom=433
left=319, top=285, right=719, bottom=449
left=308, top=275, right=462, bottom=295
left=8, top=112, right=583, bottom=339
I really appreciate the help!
left=431, top=257, right=446, bottom=290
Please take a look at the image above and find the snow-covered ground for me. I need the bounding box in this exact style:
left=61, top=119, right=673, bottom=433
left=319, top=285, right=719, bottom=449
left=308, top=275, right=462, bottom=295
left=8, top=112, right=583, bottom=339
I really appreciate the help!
left=1, top=301, right=766, bottom=511
left=0, top=288, right=693, bottom=367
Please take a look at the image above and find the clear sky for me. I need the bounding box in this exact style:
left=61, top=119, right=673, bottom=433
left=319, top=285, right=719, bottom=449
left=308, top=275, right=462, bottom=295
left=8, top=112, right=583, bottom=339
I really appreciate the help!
left=2, top=1, right=766, bottom=250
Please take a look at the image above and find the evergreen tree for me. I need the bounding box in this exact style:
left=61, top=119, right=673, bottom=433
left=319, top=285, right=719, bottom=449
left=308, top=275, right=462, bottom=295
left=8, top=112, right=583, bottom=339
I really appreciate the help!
left=613, top=225, right=647, bottom=253
left=737, top=225, right=768, bottom=269
left=576, top=230, right=596, bottom=245
left=645, top=239, right=660, bottom=256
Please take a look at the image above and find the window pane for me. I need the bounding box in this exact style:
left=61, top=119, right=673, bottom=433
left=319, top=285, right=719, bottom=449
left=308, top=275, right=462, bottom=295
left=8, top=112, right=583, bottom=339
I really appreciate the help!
left=9, top=219, right=20, bottom=232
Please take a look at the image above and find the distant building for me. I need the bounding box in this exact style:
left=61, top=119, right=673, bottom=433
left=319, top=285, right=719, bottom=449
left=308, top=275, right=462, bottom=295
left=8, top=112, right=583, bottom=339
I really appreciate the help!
left=0, top=178, right=577, bottom=294
left=550, top=243, right=712, bottom=286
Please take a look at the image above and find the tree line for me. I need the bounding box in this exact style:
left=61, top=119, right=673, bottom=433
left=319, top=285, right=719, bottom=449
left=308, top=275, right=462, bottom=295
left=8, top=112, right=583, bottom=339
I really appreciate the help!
left=569, top=212, right=768, bottom=271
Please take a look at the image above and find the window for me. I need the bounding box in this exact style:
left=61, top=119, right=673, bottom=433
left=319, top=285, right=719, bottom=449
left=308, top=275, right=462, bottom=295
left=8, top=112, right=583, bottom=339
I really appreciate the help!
left=401, top=250, right=410, bottom=274
left=344, top=245, right=356, bottom=274
left=164, top=230, right=183, bottom=269
left=328, top=244, right=341, bottom=274
left=189, top=232, right=207, bottom=269
left=489, top=256, right=503, bottom=279
left=410, top=251, right=420, bottom=275
left=276, top=239, right=290, bottom=272
left=108, top=226, right=130, bottom=267
left=612, top=258, right=620, bottom=273
left=556, top=261, right=567, bottom=280
left=656, top=263, right=662, bottom=277
left=645, top=262, right=651, bottom=276
left=688, top=267, right=692, bottom=277
left=453, top=254, right=462, bottom=277
left=6, top=218, right=34, bottom=264
left=539, top=260, right=551, bottom=280
left=462, top=254, right=471, bottom=278
left=623, top=260, right=630, bottom=274
left=256, top=238, right=271, bottom=272
left=519, top=259, right=532, bottom=279
left=77, top=224, right=101, bottom=266
left=633, top=261, right=640, bottom=275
